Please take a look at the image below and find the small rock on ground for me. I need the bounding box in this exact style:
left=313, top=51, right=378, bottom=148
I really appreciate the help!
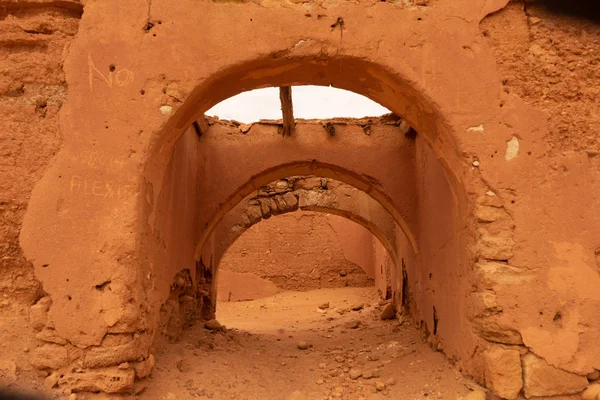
left=380, top=303, right=396, bottom=320
left=351, top=303, right=364, bottom=311
left=319, top=302, right=330, bottom=310
left=297, top=341, right=309, bottom=350
left=349, top=369, right=362, bottom=380
left=204, top=319, right=222, bottom=331
left=344, top=320, right=360, bottom=329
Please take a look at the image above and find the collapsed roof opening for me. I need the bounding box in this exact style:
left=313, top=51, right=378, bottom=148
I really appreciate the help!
left=205, top=85, right=391, bottom=123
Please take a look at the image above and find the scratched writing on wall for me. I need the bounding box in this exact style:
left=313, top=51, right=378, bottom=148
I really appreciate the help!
left=67, top=151, right=128, bottom=172
left=88, top=53, right=134, bottom=91
left=69, top=176, right=132, bottom=200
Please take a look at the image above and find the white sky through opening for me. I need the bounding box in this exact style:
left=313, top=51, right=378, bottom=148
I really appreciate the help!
left=206, top=86, right=391, bottom=123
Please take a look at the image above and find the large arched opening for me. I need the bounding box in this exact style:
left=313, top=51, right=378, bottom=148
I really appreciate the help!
left=140, top=71, right=483, bottom=393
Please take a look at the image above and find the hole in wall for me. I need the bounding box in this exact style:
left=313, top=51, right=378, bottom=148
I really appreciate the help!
left=553, top=311, right=563, bottom=326
left=95, top=281, right=111, bottom=291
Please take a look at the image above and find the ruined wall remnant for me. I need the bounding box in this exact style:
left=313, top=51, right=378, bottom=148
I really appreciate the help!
left=0, top=1, right=82, bottom=303
left=218, top=211, right=376, bottom=301
left=0, top=0, right=83, bottom=387
left=481, top=2, right=600, bottom=154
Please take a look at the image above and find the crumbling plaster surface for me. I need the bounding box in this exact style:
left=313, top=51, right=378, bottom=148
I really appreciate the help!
left=0, top=0, right=84, bottom=386
left=8, top=0, right=598, bottom=395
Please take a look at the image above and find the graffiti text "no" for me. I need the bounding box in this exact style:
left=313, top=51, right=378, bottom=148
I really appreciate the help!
left=88, top=53, right=134, bottom=91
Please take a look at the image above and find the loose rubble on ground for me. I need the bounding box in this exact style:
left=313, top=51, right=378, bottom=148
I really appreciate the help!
left=139, top=287, right=478, bottom=400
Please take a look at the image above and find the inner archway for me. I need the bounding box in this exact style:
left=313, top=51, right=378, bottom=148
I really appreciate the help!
left=215, top=210, right=386, bottom=336
left=217, top=211, right=380, bottom=303
left=195, top=173, right=403, bottom=321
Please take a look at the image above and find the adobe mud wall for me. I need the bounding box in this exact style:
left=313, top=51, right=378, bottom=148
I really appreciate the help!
left=0, top=0, right=83, bottom=386
left=218, top=211, right=377, bottom=302
left=0, top=1, right=82, bottom=304
left=0, top=0, right=598, bottom=398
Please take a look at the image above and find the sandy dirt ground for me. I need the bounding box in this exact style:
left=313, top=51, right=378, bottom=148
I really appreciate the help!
left=0, top=287, right=483, bottom=399
left=143, top=287, right=477, bottom=400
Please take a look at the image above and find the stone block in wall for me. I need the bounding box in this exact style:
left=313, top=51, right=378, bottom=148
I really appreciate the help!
left=478, top=232, right=514, bottom=260
left=30, top=344, right=68, bottom=370
left=471, top=290, right=502, bottom=318
left=133, top=354, right=155, bottom=379
left=298, top=189, right=336, bottom=209
left=100, top=334, right=133, bottom=347
left=35, top=328, right=67, bottom=345
left=484, top=347, right=523, bottom=399
left=58, top=367, right=135, bottom=393
left=29, top=296, right=52, bottom=331
left=258, top=198, right=272, bottom=218
left=293, top=177, right=324, bottom=190
left=274, top=180, right=289, bottom=193
left=298, top=190, right=320, bottom=208
left=473, top=318, right=523, bottom=345
left=478, top=192, right=504, bottom=208
left=475, top=261, right=534, bottom=288
left=282, top=192, right=299, bottom=211
left=83, top=342, right=143, bottom=368
left=246, top=205, right=263, bottom=225
left=476, top=206, right=510, bottom=223
left=237, top=212, right=252, bottom=228
left=522, top=353, right=588, bottom=397
left=268, top=197, right=280, bottom=216
left=273, top=195, right=288, bottom=212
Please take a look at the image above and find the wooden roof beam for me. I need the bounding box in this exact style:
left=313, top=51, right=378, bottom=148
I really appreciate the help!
left=279, top=86, right=295, bottom=137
